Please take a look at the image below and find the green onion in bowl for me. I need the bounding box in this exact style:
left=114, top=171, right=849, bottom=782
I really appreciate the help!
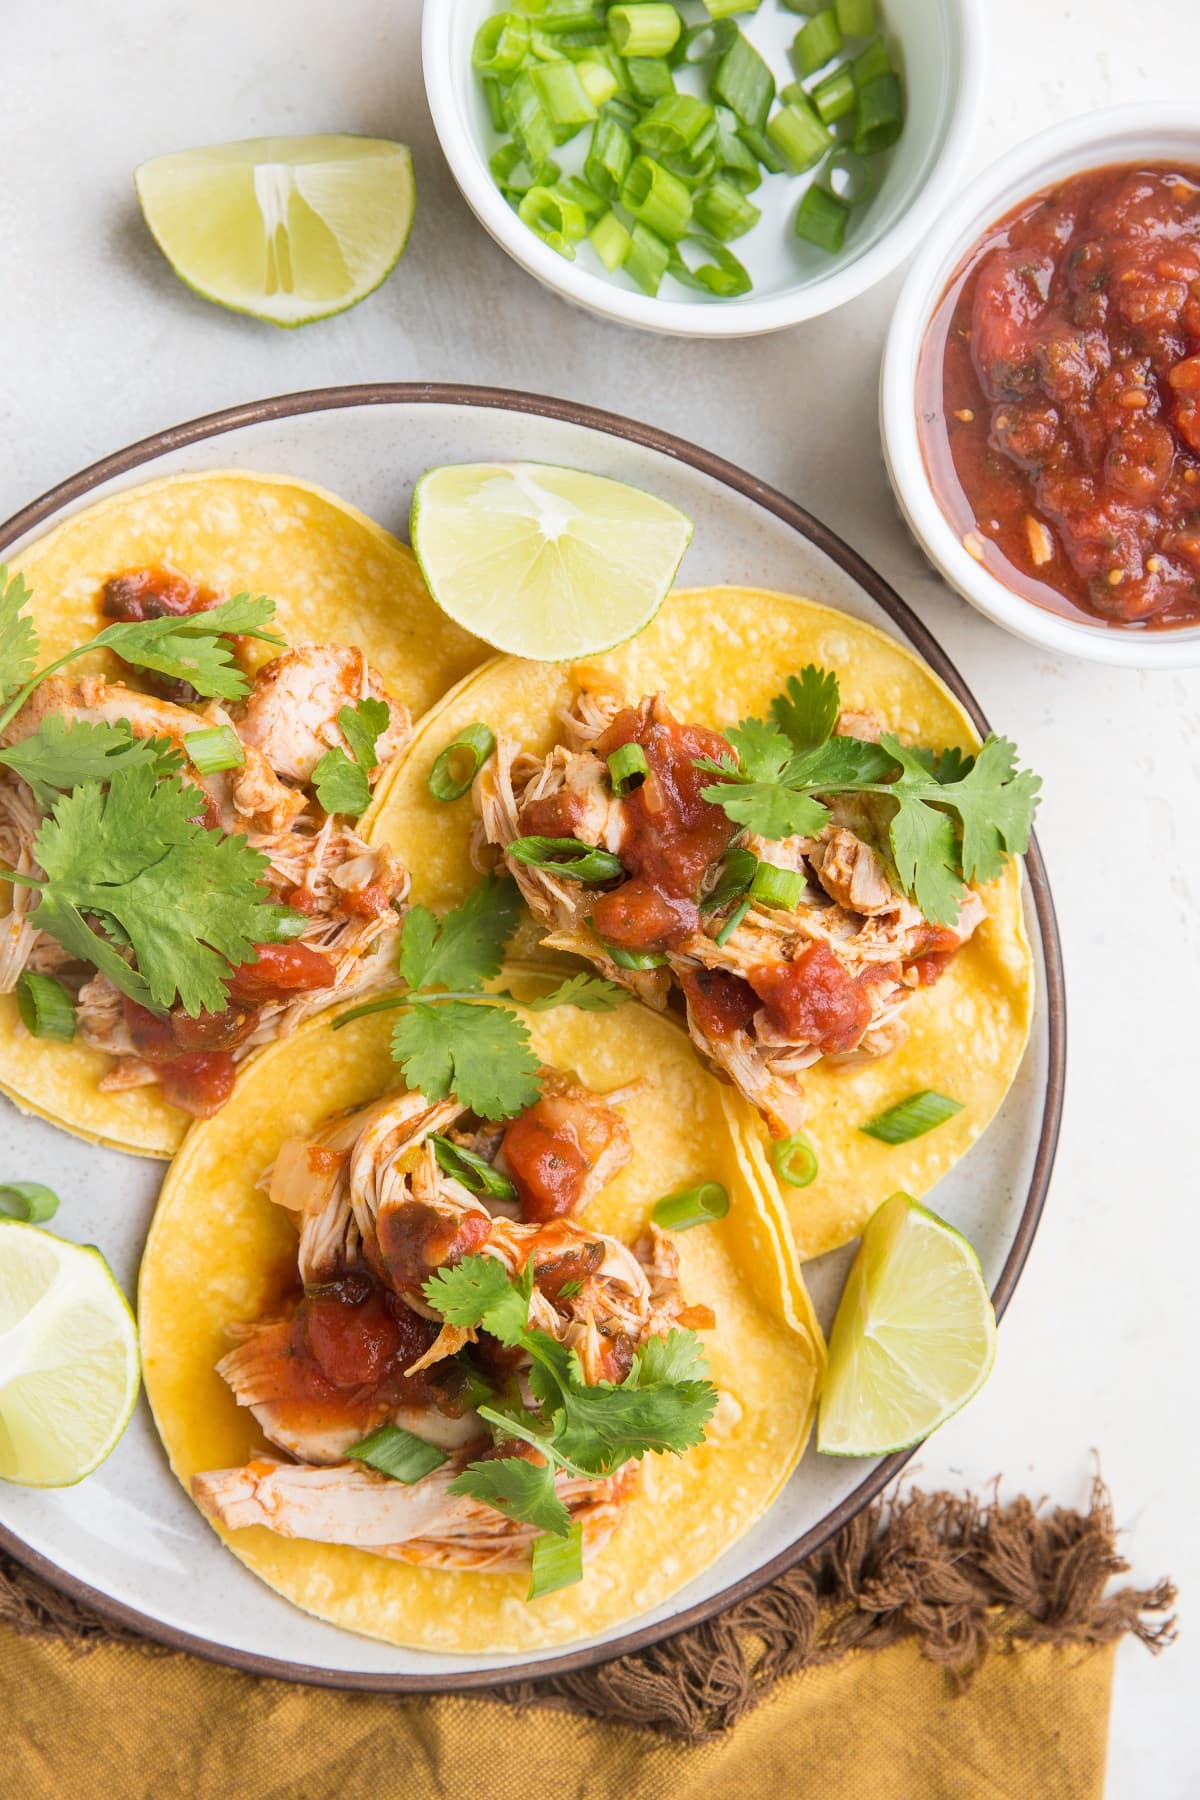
left=469, top=0, right=906, bottom=302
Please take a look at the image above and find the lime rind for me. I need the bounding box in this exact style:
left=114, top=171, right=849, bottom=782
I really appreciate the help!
left=0, top=1222, right=140, bottom=1487
left=410, top=461, right=694, bottom=661
left=816, top=1192, right=996, bottom=1458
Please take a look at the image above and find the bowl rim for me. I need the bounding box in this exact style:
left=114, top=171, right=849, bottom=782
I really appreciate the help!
left=0, top=381, right=1066, bottom=1690
left=881, top=100, right=1200, bottom=668
left=422, top=0, right=984, bottom=339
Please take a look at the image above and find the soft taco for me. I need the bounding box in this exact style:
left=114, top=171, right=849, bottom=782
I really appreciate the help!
left=0, top=471, right=486, bottom=1157
left=139, top=986, right=822, bottom=1654
left=366, top=588, right=1037, bottom=1261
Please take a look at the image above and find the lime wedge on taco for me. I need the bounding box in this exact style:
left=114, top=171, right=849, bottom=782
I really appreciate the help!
left=410, top=463, right=693, bottom=659
left=817, top=1191, right=996, bottom=1457
left=134, top=135, right=415, bottom=327
left=0, top=1222, right=139, bottom=1486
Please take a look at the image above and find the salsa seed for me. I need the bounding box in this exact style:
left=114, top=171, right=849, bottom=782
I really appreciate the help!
left=1025, top=517, right=1055, bottom=566
left=953, top=407, right=975, bottom=423
left=1107, top=568, right=1125, bottom=586
left=1146, top=555, right=1162, bottom=573
left=963, top=531, right=985, bottom=562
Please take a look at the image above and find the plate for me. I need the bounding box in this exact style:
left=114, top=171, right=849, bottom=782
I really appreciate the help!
left=0, top=385, right=1065, bottom=1688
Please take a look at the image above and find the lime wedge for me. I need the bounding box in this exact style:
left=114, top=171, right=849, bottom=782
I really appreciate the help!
left=410, top=463, right=694, bottom=659
left=817, top=1192, right=996, bottom=1457
left=134, top=135, right=416, bottom=328
left=0, top=1222, right=140, bottom=1486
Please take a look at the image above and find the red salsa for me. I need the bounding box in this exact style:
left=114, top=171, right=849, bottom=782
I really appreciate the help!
left=918, top=163, right=1200, bottom=628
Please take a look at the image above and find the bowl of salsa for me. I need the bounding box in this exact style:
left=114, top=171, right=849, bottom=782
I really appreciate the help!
left=881, top=106, right=1200, bottom=666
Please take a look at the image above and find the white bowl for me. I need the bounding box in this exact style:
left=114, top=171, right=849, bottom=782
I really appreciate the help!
left=423, top=0, right=981, bottom=338
left=881, top=104, right=1200, bottom=669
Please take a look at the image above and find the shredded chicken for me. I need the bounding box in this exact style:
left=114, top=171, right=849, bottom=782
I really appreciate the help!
left=235, top=645, right=410, bottom=784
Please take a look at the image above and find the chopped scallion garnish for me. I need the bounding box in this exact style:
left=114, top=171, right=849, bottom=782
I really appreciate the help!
left=15, top=971, right=76, bottom=1042
left=701, top=845, right=757, bottom=912
left=793, top=8, right=843, bottom=77
left=770, top=1131, right=819, bottom=1188
left=184, top=724, right=245, bottom=775
left=622, top=154, right=693, bottom=240
left=604, top=941, right=669, bottom=969
left=749, top=859, right=804, bottom=910
left=431, top=1134, right=517, bottom=1201
left=606, top=741, right=649, bottom=795
left=794, top=180, right=851, bottom=252
left=346, top=1424, right=449, bottom=1484
left=528, top=1521, right=584, bottom=1599
left=0, top=1180, right=60, bottom=1223
left=860, top=1090, right=964, bottom=1145
left=507, top=835, right=625, bottom=881
left=712, top=29, right=775, bottom=130
left=652, top=1181, right=730, bottom=1231
left=608, top=3, right=682, bottom=59
left=714, top=895, right=751, bottom=945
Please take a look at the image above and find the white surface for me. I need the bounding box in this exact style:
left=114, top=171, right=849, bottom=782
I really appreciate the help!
left=882, top=104, right=1200, bottom=667
left=0, top=395, right=1054, bottom=1680
left=0, top=0, right=1194, bottom=1790
left=424, top=0, right=979, bottom=335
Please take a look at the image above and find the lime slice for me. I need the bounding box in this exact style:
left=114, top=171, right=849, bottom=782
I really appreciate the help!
left=817, top=1192, right=996, bottom=1457
left=0, top=1222, right=140, bottom=1486
left=410, top=463, right=694, bottom=659
left=134, top=135, right=416, bottom=328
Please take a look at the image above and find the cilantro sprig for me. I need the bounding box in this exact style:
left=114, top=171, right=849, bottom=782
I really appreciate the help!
left=0, top=568, right=283, bottom=736
left=422, top=1255, right=718, bottom=1558
left=312, top=696, right=391, bottom=818
left=0, top=716, right=181, bottom=809
left=697, top=665, right=1041, bottom=926
left=333, top=880, right=628, bottom=1118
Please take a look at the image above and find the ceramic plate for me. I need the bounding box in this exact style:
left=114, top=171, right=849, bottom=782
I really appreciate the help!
left=0, top=386, right=1064, bottom=1687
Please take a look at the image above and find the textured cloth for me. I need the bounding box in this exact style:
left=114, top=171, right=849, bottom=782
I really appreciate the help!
left=1, top=1479, right=1175, bottom=1799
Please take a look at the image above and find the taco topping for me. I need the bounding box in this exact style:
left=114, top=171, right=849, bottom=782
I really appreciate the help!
left=475, top=665, right=1039, bottom=1136
left=192, top=1073, right=717, bottom=1591
left=0, top=568, right=412, bottom=1118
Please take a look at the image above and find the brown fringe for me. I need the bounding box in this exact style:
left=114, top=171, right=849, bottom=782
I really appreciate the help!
left=0, top=1475, right=1175, bottom=1742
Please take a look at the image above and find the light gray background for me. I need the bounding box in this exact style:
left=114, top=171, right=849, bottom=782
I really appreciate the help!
left=3, top=2, right=1196, bottom=1791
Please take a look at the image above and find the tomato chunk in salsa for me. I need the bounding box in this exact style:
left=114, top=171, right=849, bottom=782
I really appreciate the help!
left=919, top=163, right=1200, bottom=628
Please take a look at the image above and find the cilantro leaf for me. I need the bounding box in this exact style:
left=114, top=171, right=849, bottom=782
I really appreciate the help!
left=391, top=999, right=541, bottom=1119
left=699, top=778, right=830, bottom=840
left=338, top=696, right=390, bottom=772
left=631, top=1329, right=712, bottom=1386
left=422, top=1254, right=533, bottom=1345
left=399, top=877, right=522, bottom=994
left=527, top=973, right=629, bottom=1013
left=92, top=594, right=283, bottom=701
left=448, top=1455, right=571, bottom=1536
left=0, top=716, right=180, bottom=809
left=786, top=735, right=898, bottom=787
left=0, top=567, right=37, bottom=709
left=29, top=767, right=277, bottom=1014
left=525, top=1325, right=718, bottom=1474
left=725, top=715, right=795, bottom=783
left=770, top=665, right=840, bottom=752
left=311, top=750, right=371, bottom=817
left=881, top=733, right=1042, bottom=915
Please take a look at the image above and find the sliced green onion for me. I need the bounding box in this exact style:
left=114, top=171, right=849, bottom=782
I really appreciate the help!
left=835, top=0, right=877, bottom=34
left=766, top=99, right=833, bottom=173
left=184, top=724, right=245, bottom=775
left=530, top=59, right=598, bottom=128
left=473, top=12, right=532, bottom=76
left=608, top=3, right=682, bottom=58
left=826, top=145, right=877, bottom=203
left=482, top=77, right=507, bottom=133
left=589, top=209, right=633, bottom=269
left=560, top=28, right=610, bottom=56
left=585, top=113, right=634, bottom=199
left=652, top=1181, right=730, bottom=1231
left=347, top=1425, right=448, bottom=1484
left=625, top=220, right=672, bottom=293
left=704, top=0, right=762, bottom=15
left=603, top=94, right=641, bottom=129
left=529, top=1522, right=583, bottom=1599
left=694, top=176, right=761, bottom=241
left=529, top=26, right=569, bottom=61
left=811, top=65, right=856, bottom=124
left=504, top=72, right=558, bottom=170
left=268, top=907, right=310, bottom=941
left=712, top=30, right=775, bottom=131
left=860, top=1090, right=964, bottom=1145
left=633, top=94, right=715, bottom=158
left=795, top=181, right=851, bottom=252
left=507, top=835, right=625, bottom=881
left=576, top=56, right=619, bottom=108
left=456, top=1359, right=498, bottom=1412
left=737, top=123, right=786, bottom=174
left=714, top=896, right=751, bottom=946
left=770, top=1132, right=819, bottom=1188
left=681, top=19, right=737, bottom=63
left=854, top=72, right=902, bottom=154
left=431, top=1134, right=518, bottom=1201
left=0, top=1181, right=60, bottom=1223
left=624, top=55, right=677, bottom=104
left=536, top=0, right=603, bottom=29
left=556, top=173, right=607, bottom=218
left=604, top=942, right=669, bottom=969
left=713, top=108, right=763, bottom=188
left=668, top=235, right=751, bottom=296
left=662, top=147, right=718, bottom=189
left=793, top=9, right=843, bottom=77
left=851, top=37, right=892, bottom=85
left=518, top=184, right=589, bottom=257
left=16, top=971, right=76, bottom=1042
left=606, top=742, right=649, bottom=795
left=428, top=724, right=497, bottom=802
left=701, top=845, right=757, bottom=912
left=749, top=860, right=804, bottom=909
left=622, top=155, right=692, bottom=240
